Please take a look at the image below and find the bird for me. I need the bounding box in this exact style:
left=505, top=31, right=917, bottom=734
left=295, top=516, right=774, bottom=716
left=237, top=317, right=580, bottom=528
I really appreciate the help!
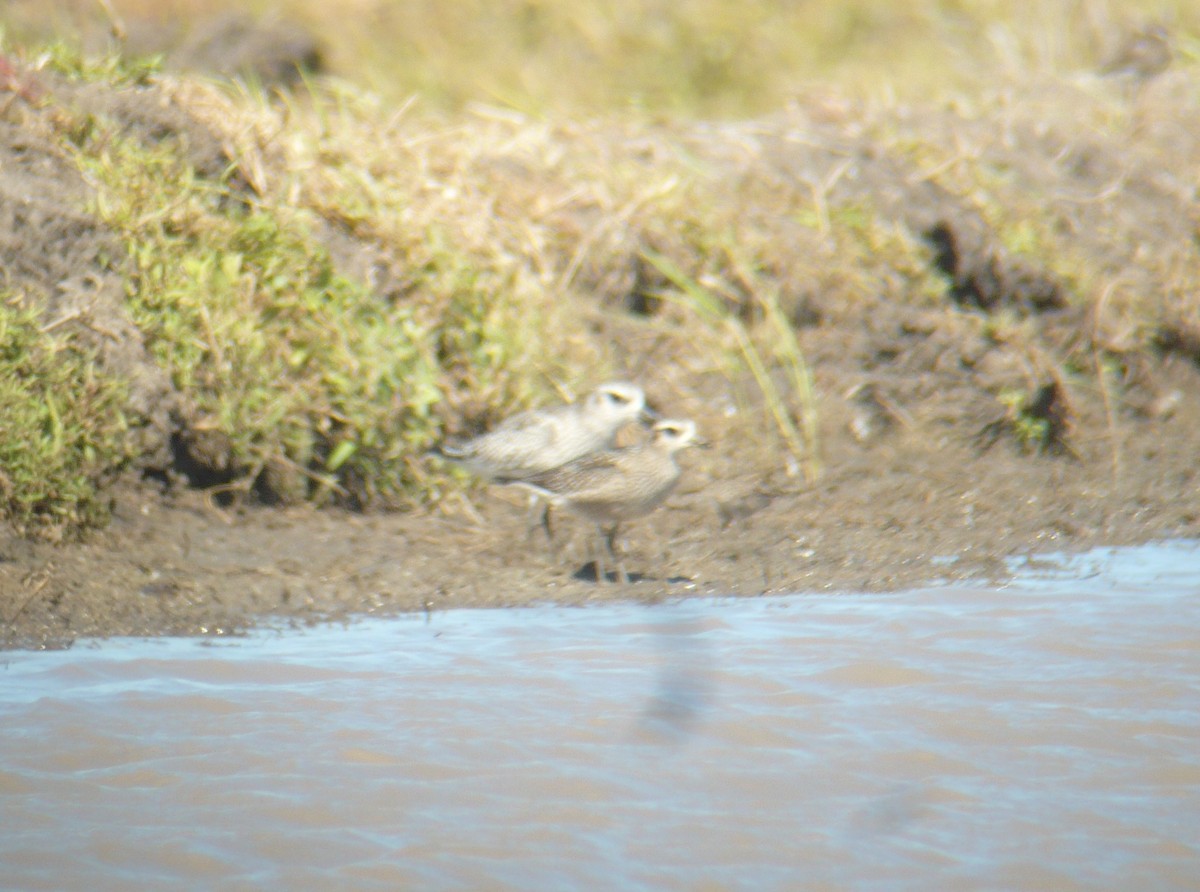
left=434, top=381, right=655, bottom=483
left=513, top=418, right=702, bottom=583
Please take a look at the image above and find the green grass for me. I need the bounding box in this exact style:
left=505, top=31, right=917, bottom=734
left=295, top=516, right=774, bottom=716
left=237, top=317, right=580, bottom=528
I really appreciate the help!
left=50, top=58, right=599, bottom=513
left=76, top=128, right=452, bottom=508
left=0, top=298, right=133, bottom=538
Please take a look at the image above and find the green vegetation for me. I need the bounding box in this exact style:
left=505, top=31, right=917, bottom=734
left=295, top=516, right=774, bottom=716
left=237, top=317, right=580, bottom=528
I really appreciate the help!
left=95, top=136, right=443, bottom=508
left=72, top=106, right=565, bottom=509
left=990, top=382, right=1077, bottom=458
left=0, top=0, right=1195, bottom=538
left=21, top=46, right=603, bottom=518
left=38, top=36, right=161, bottom=86
left=0, top=299, right=132, bottom=538
left=996, top=387, right=1053, bottom=453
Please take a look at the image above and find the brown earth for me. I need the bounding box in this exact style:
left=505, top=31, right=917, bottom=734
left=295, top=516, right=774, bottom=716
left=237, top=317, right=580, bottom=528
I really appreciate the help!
left=2, top=57, right=1199, bottom=650
left=3, top=392, right=1198, bottom=651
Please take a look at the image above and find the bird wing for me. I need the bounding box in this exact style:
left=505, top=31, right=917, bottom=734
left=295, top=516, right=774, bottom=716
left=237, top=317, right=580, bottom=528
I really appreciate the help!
left=448, top=408, right=567, bottom=481
left=495, top=407, right=553, bottom=434
left=526, top=451, right=626, bottom=500
left=494, top=407, right=566, bottom=449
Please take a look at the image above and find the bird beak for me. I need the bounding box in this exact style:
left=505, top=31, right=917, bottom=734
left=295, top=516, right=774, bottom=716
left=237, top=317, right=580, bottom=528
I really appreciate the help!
left=639, top=403, right=661, bottom=425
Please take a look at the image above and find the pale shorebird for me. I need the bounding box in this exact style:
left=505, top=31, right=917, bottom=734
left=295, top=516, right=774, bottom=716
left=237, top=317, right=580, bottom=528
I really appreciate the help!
left=514, top=418, right=702, bottom=583
left=434, top=381, right=654, bottom=482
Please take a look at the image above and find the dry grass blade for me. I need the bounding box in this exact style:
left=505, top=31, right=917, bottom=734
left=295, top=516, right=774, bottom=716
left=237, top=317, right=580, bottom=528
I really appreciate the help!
left=642, top=249, right=820, bottom=482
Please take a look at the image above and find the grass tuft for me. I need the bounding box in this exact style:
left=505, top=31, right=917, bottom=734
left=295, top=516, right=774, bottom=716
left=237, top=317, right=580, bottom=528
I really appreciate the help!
left=0, top=297, right=133, bottom=539
left=642, top=249, right=821, bottom=483
left=75, top=129, right=449, bottom=508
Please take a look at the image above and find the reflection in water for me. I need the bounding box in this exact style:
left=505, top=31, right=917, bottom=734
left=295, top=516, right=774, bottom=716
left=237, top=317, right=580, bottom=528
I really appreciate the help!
left=640, top=614, right=715, bottom=740
left=2, top=542, right=1199, bottom=890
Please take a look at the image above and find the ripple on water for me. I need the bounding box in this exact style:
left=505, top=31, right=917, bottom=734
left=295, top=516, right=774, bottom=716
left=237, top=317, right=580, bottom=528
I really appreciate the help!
left=0, top=541, right=1198, bottom=890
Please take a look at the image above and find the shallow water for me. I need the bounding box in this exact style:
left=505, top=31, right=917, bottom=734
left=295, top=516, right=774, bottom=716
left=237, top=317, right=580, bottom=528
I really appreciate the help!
left=2, top=542, right=1199, bottom=890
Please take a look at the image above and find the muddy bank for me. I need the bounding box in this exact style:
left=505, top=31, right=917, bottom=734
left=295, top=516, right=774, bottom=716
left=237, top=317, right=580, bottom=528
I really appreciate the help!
left=4, top=387, right=1198, bottom=650
left=1, top=48, right=1199, bottom=648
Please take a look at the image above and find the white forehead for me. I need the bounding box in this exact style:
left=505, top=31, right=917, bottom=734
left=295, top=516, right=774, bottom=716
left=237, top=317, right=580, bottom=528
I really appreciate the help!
left=653, top=419, right=696, bottom=441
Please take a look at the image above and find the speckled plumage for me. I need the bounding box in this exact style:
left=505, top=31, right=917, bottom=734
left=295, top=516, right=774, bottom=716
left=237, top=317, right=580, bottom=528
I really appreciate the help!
left=436, top=382, right=650, bottom=482
left=520, top=419, right=697, bottom=523
left=515, top=419, right=701, bottom=582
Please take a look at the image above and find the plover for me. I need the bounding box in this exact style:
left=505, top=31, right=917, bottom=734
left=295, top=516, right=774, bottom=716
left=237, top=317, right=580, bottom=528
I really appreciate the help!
left=514, top=418, right=702, bottom=583
left=434, top=381, right=654, bottom=483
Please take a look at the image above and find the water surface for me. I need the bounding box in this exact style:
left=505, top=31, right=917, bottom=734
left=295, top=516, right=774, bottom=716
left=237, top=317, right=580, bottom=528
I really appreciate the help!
left=2, top=542, right=1198, bottom=890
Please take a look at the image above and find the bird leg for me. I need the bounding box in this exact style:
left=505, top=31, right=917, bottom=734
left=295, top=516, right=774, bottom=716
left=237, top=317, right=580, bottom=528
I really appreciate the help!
left=603, top=524, right=629, bottom=584
left=523, top=494, right=555, bottom=549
